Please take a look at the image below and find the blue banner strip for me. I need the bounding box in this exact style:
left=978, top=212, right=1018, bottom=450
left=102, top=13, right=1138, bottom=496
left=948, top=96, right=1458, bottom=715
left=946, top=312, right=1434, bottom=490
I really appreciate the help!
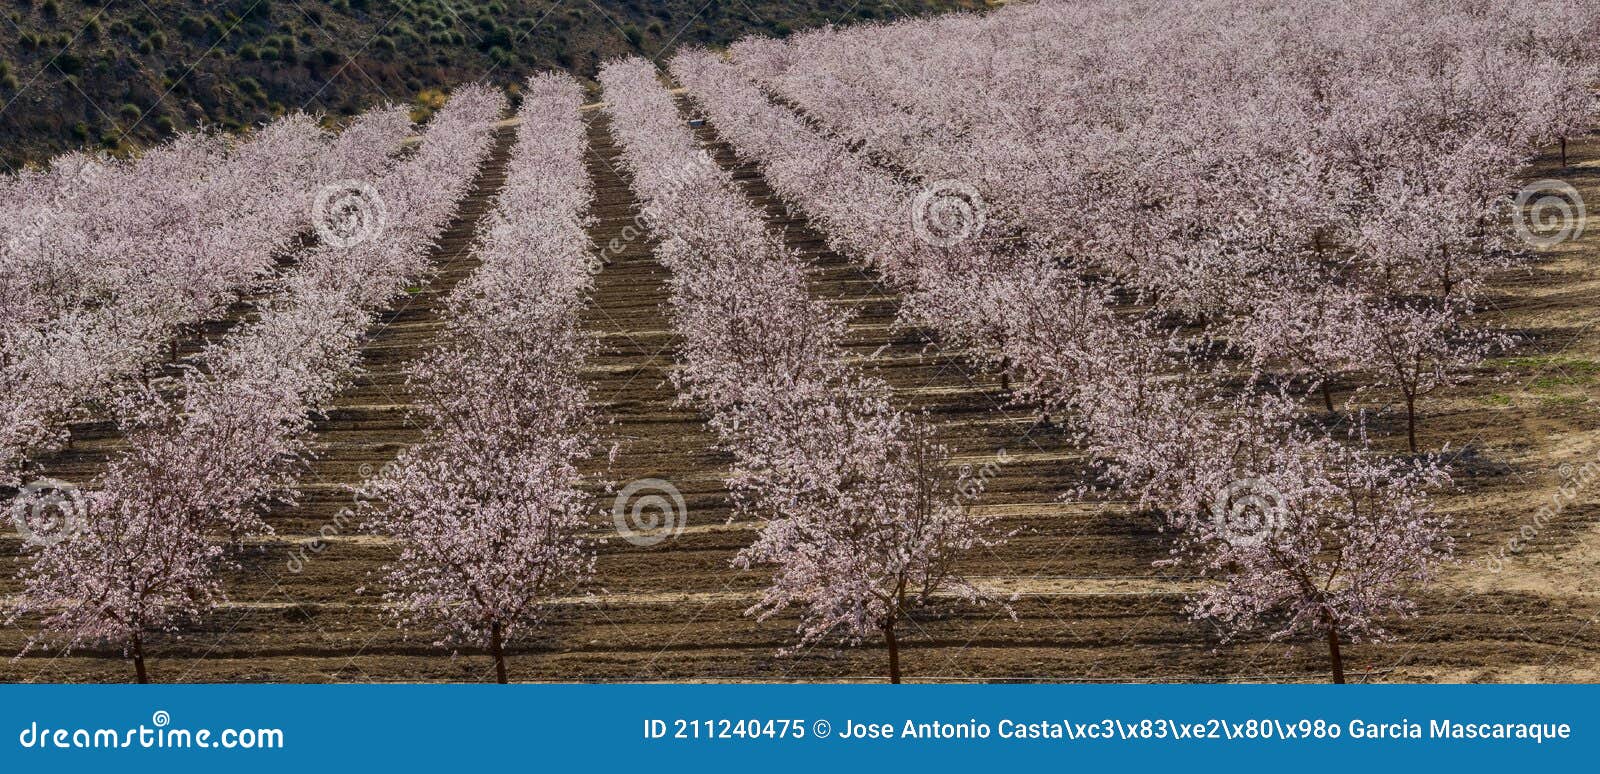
left=0, top=684, right=1591, bottom=771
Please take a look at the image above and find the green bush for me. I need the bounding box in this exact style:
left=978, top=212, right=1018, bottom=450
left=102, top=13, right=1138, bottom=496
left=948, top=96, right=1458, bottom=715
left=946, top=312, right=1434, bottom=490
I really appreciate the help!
left=238, top=77, right=265, bottom=98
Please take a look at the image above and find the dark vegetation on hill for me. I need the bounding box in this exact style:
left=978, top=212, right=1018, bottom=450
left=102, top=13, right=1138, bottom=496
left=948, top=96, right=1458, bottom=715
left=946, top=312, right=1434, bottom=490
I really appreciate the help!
left=0, top=0, right=979, bottom=168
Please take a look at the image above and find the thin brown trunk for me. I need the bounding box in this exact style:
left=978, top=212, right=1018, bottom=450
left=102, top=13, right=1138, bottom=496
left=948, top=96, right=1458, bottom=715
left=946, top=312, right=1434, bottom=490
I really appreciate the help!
left=1405, top=391, right=1418, bottom=453
left=884, top=620, right=901, bottom=684
left=132, top=633, right=149, bottom=684
left=490, top=621, right=508, bottom=684
left=1321, top=382, right=1335, bottom=413
left=1560, top=136, right=1568, bottom=169
left=1326, top=625, right=1346, bottom=684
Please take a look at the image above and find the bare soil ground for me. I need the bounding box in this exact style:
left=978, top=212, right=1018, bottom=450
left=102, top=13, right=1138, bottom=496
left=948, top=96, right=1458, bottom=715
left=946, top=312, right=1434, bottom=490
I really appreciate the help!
left=1, top=107, right=1595, bottom=684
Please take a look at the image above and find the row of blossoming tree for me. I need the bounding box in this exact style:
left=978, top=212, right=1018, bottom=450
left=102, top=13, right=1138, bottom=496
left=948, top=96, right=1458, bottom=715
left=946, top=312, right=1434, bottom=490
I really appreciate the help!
left=730, top=0, right=1598, bottom=452
left=0, top=107, right=413, bottom=488
left=4, top=0, right=1596, bottom=685
left=659, top=0, right=1599, bottom=681
left=664, top=5, right=1579, bottom=678
left=359, top=75, right=601, bottom=684
left=6, top=86, right=505, bottom=682
left=599, top=58, right=1006, bottom=683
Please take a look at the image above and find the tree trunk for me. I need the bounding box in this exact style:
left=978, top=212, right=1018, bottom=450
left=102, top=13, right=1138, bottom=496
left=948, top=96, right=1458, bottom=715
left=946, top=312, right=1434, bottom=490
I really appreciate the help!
left=884, top=620, right=901, bottom=684
left=1321, top=382, right=1335, bottom=414
left=132, top=633, right=149, bottom=684
left=489, top=621, right=508, bottom=684
left=1405, top=391, right=1418, bottom=453
left=1560, top=136, right=1568, bottom=169
left=1326, top=625, right=1346, bottom=685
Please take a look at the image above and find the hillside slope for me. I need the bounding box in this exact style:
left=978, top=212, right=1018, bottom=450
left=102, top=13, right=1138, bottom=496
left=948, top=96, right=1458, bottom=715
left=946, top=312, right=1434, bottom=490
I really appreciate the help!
left=0, top=0, right=978, bottom=167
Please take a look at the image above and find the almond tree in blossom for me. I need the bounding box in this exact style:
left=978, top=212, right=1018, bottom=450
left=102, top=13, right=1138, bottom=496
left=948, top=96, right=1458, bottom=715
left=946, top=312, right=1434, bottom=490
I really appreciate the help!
left=734, top=418, right=999, bottom=682
left=1170, top=417, right=1453, bottom=683
left=363, top=75, right=597, bottom=684
left=5, top=420, right=226, bottom=683
left=1361, top=302, right=1512, bottom=453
